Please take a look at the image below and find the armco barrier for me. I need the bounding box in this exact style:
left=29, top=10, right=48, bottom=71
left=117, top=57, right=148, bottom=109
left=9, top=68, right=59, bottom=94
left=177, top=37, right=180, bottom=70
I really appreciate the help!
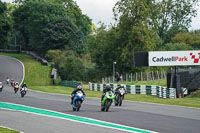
left=21, top=51, right=48, bottom=65
left=89, top=82, right=176, bottom=98
left=59, top=81, right=80, bottom=88
left=0, top=49, right=48, bottom=66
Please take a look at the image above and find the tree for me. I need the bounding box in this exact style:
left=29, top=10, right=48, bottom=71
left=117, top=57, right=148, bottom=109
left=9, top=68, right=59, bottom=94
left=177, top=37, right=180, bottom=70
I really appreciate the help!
left=41, top=17, right=84, bottom=54
left=113, top=0, right=158, bottom=68
left=0, top=1, right=11, bottom=49
left=114, top=0, right=199, bottom=44
left=13, top=0, right=91, bottom=55
left=13, top=0, right=68, bottom=52
left=57, top=0, right=92, bottom=36
left=46, top=50, right=96, bottom=81
left=154, top=0, right=198, bottom=43
left=171, top=31, right=200, bottom=49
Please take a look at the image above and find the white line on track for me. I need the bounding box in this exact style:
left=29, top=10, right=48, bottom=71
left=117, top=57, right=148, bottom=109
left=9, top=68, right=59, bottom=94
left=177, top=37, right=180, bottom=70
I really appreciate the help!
left=0, top=125, right=24, bottom=133
left=0, top=102, right=158, bottom=133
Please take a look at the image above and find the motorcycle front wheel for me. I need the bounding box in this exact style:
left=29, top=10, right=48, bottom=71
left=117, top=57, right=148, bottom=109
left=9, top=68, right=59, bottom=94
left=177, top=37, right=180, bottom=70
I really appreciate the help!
left=105, top=100, right=112, bottom=112
left=76, top=101, right=81, bottom=111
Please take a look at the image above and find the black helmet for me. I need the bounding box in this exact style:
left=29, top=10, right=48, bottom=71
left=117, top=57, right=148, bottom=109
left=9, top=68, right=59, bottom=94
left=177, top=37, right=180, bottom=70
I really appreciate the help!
left=106, top=85, right=110, bottom=89
left=120, top=85, right=124, bottom=88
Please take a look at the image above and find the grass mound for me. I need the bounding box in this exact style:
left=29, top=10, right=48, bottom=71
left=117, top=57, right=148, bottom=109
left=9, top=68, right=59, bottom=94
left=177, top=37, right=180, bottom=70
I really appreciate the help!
left=187, top=90, right=200, bottom=98
left=0, top=53, right=51, bottom=86
left=0, top=127, right=19, bottom=133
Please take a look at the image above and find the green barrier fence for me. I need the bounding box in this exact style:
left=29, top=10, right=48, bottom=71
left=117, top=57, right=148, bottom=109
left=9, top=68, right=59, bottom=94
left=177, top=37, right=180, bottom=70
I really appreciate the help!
left=89, top=82, right=176, bottom=99
left=59, top=81, right=80, bottom=88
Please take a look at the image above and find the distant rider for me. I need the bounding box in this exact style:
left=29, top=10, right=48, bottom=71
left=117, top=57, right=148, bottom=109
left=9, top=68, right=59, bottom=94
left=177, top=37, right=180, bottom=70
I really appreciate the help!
left=114, top=85, right=127, bottom=95
left=6, top=77, right=10, bottom=84
left=71, top=85, right=85, bottom=104
left=15, top=82, right=19, bottom=86
left=22, top=82, right=27, bottom=88
left=101, top=85, right=112, bottom=103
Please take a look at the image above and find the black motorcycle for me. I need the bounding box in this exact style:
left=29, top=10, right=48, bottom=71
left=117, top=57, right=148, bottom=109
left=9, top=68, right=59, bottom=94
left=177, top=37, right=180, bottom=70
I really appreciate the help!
left=115, top=88, right=126, bottom=106
left=0, top=82, right=3, bottom=92
left=20, top=87, right=28, bottom=97
left=14, top=85, right=19, bottom=93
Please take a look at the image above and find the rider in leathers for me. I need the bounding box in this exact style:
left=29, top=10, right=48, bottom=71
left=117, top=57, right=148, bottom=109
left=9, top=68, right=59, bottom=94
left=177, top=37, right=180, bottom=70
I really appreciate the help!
left=71, top=85, right=85, bottom=104
left=101, top=85, right=112, bottom=103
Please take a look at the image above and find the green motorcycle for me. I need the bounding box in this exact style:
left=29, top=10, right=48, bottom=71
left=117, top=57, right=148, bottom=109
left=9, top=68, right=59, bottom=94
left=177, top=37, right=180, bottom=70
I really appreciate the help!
left=101, top=90, right=115, bottom=112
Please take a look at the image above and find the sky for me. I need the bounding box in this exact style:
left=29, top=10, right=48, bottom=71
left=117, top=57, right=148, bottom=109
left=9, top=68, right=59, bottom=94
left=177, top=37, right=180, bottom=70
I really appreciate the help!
left=2, top=0, right=200, bottom=30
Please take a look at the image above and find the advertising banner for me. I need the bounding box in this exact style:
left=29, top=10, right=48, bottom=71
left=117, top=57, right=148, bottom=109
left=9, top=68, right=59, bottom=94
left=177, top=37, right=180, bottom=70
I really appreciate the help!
left=149, top=51, right=200, bottom=66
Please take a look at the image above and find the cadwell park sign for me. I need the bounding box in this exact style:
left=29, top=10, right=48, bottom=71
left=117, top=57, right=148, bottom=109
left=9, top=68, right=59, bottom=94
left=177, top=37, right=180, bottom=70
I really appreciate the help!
left=134, top=50, right=200, bottom=67
left=149, top=51, right=200, bottom=66
left=134, top=50, right=200, bottom=98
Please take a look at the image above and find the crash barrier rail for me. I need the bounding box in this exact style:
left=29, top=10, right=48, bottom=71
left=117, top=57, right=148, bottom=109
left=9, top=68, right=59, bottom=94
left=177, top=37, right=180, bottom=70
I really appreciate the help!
left=21, top=51, right=48, bottom=65
left=89, top=82, right=177, bottom=99
left=58, top=81, right=80, bottom=88
left=0, top=49, right=48, bottom=66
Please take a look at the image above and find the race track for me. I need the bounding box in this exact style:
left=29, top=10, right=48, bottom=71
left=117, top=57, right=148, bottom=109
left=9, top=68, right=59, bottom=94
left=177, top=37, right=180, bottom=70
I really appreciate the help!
left=0, top=55, right=200, bottom=133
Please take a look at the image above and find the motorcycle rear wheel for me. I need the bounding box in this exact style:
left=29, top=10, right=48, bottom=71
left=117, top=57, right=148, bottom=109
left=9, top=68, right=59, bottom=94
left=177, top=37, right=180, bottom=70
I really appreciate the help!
left=119, top=97, right=122, bottom=106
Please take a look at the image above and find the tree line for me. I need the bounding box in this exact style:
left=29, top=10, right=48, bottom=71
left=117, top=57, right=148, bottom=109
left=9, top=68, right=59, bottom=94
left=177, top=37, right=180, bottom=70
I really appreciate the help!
left=0, top=0, right=200, bottom=82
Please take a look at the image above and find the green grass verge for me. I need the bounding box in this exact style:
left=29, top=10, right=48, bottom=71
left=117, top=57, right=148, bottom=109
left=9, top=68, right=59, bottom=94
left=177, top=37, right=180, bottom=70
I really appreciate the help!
left=124, top=94, right=200, bottom=108
left=0, top=53, right=51, bottom=86
left=29, top=86, right=102, bottom=98
left=0, top=127, right=19, bottom=133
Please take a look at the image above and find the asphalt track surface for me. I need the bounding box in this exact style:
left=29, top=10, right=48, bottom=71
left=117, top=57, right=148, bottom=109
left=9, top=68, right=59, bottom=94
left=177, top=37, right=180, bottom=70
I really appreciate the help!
left=1, top=55, right=200, bottom=133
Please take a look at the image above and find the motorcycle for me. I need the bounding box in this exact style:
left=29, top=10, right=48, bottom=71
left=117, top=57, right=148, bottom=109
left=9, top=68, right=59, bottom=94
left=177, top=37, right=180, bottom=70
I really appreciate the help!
left=14, top=85, right=19, bottom=93
left=6, top=79, right=10, bottom=84
left=115, top=88, right=126, bottom=106
left=101, top=90, right=115, bottom=112
left=20, top=87, right=28, bottom=97
left=72, top=91, right=85, bottom=111
left=0, top=82, right=3, bottom=92
left=11, top=81, right=15, bottom=87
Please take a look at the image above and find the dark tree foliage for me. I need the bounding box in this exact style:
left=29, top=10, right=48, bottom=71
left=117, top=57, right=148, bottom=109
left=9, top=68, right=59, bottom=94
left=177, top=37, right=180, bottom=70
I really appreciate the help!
left=41, top=18, right=84, bottom=54
left=12, top=0, right=91, bottom=55
left=0, top=1, right=11, bottom=49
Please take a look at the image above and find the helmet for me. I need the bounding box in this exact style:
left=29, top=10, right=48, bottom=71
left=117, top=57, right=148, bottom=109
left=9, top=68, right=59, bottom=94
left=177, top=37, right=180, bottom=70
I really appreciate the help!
left=16, top=82, right=19, bottom=85
left=106, top=85, right=110, bottom=89
left=120, top=85, right=124, bottom=88
left=77, top=85, right=82, bottom=89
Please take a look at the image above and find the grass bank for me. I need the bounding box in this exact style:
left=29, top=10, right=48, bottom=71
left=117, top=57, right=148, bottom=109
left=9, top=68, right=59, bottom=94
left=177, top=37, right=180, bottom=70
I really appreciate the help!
left=0, top=53, right=51, bottom=86
left=0, top=127, right=19, bottom=133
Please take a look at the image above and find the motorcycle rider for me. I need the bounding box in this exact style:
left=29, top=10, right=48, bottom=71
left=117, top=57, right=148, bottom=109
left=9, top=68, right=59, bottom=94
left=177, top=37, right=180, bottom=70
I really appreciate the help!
left=10, top=79, right=15, bottom=86
left=71, top=85, right=85, bottom=104
left=15, top=82, right=19, bottom=86
left=22, top=82, right=27, bottom=88
left=115, top=85, right=127, bottom=95
left=6, top=77, right=10, bottom=84
left=101, top=85, right=112, bottom=103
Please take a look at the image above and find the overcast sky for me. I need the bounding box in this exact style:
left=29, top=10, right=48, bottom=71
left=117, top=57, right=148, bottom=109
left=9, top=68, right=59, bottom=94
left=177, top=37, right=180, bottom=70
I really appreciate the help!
left=2, top=0, right=200, bottom=30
